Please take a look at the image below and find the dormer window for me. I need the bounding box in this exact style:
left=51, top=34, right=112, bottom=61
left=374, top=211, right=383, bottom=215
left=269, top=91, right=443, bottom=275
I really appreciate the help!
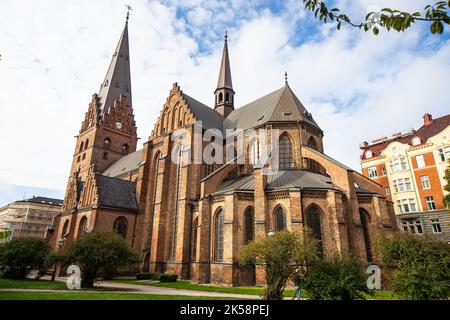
left=411, top=136, right=421, bottom=146
left=365, top=150, right=373, bottom=159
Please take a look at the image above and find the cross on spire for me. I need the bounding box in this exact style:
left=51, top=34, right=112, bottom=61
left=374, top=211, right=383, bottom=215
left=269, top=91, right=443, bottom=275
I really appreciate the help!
left=285, top=71, right=288, bottom=84
left=225, top=29, right=228, bottom=41
left=125, top=4, right=132, bottom=23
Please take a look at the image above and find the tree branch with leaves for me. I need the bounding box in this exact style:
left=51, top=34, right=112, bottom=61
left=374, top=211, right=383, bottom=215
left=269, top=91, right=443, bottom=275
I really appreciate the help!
left=302, top=0, right=450, bottom=35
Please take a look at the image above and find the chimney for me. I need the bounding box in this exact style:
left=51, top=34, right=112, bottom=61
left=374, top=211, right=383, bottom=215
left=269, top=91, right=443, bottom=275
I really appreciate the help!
left=423, top=113, right=433, bottom=126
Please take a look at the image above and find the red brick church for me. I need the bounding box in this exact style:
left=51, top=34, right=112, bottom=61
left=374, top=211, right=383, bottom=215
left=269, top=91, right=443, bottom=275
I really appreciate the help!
left=49, top=17, right=397, bottom=285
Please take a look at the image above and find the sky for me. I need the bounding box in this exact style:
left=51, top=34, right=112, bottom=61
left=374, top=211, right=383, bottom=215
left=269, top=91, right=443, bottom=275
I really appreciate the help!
left=0, top=0, right=449, bottom=207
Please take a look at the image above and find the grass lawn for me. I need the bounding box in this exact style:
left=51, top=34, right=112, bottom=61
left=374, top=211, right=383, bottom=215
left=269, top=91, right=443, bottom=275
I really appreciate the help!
left=0, top=278, right=67, bottom=290
left=108, top=279, right=400, bottom=300
left=0, top=291, right=241, bottom=300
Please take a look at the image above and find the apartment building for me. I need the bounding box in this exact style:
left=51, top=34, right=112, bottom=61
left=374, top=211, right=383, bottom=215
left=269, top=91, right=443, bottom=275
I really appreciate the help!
left=360, top=113, right=450, bottom=242
left=0, top=196, right=63, bottom=242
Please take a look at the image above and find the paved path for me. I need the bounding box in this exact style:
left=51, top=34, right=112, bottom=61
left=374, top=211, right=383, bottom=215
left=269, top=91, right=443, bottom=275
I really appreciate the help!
left=0, top=278, right=260, bottom=300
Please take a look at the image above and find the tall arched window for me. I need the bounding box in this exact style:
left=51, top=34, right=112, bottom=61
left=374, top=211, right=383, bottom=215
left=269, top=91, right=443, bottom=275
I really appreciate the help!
left=214, top=209, right=224, bottom=261
left=79, top=141, right=84, bottom=153
left=244, top=207, right=254, bottom=244
left=359, top=209, right=373, bottom=262
left=77, top=216, right=87, bottom=239
left=279, top=134, right=294, bottom=169
left=122, top=143, right=129, bottom=155
left=191, top=218, right=199, bottom=261
left=306, top=205, right=323, bottom=256
left=84, top=139, right=89, bottom=150
left=225, top=93, right=230, bottom=103
left=307, top=136, right=318, bottom=150
left=103, top=138, right=111, bottom=149
left=275, top=206, right=286, bottom=231
left=114, top=216, right=128, bottom=238
left=170, top=145, right=183, bottom=260
left=62, top=219, right=69, bottom=236
left=249, top=139, right=260, bottom=167
left=219, top=92, right=223, bottom=103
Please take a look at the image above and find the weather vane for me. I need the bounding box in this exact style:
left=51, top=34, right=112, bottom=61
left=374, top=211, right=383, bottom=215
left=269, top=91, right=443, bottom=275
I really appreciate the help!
left=126, top=4, right=133, bottom=22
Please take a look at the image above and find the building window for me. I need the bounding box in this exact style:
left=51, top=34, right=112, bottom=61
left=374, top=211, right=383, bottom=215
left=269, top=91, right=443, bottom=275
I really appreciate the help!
left=122, top=144, right=129, bottom=155
left=218, top=92, right=223, bottom=103
left=411, top=136, right=421, bottom=146
left=85, top=139, right=89, bottom=150
left=381, top=167, right=386, bottom=176
left=390, top=157, right=407, bottom=172
left=275, top=206, right=286, bottom=231
left=82, top=153, right=86, bottom=160
left=368, top=167, right=377, bottom=178
left=393, top=178, right=413, bottom=193
left=306, top=206, right=323, bottom=256
left=170, top=146, right=183, bottom=260
left=62, top=219, right=69, bottom=236
left=401, top=220, right=423, bottom=234
left=425, top=196, right=436, bottom=211
left=244, top=207, right=254, bottom=244
left=77, top=216, right=87, bottom=240
left=437, top=146, right=450, bottom=162
left=397, top=199, right=417, bottom=213
left=79, top=141, right=84, bottom=153
left=416, top=155, right=425, bottom=168
left=103, top=138, right=111, bottom=149
left=279, top=134, right=294, bottom=169
left=359, top=209, right=373, bottom=262
left=431, top=219, right=442, bottom=234
left=420, top=175, right=431, bottom=190
left=214, top=209, right=224, bottom=262
left=248, top=139, right=260, bottom=168
left=385, top=187, right=390, bottom=196
left=307, top=136, right=318, bottom=150
left=114, top=216, right=128, bottom=238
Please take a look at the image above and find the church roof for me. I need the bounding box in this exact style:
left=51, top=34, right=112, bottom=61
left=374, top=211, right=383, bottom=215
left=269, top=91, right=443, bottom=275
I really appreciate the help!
left=183, top=93, right=223, bottom=130
left=96, top=175, right=138, bottom=211
left=223, top=84, right=321, bottom=134
left=214, top=170, right=338, bottom=194
left=98, top=20, right=132, bottom=115
left=103, top=149, right=143, bottom=178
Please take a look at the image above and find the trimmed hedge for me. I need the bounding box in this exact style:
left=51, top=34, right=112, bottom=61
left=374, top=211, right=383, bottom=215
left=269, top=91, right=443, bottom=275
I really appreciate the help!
left=136, top=272, right=178, bottom=282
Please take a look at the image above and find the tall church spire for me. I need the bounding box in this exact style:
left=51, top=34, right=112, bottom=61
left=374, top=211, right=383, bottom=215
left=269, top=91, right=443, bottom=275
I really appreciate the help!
left=98, top=15, right=132, bottom=114
left=214, top=31, right=234, bottom=118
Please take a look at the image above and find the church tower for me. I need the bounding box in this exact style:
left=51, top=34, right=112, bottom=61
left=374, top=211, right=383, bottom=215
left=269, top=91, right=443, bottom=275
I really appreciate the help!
left=214, top=32, right=234, bottom=118
left=68, top=15, right=137, bottom=181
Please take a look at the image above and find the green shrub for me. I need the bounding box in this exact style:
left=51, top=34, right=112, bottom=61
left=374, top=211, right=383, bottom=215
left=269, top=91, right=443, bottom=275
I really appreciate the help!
left=65, top=231, right=138, bottom=288
left=377, top=232, right=450, bottom=300
left=295, top=254, right=370, bottom=300
left=159, top=273, right=178, bottom=282
left=0, top=237, right=50, bottom=279
left=135, top=272, right=177, bottom=282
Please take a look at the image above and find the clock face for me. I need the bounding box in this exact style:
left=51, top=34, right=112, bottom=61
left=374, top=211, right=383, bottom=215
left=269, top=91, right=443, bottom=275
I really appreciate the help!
left=115, top=121, right=123, bottom=129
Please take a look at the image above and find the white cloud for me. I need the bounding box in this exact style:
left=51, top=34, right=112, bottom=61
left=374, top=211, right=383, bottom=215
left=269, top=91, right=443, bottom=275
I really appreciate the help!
left=0, top=0, right=449, bottom=202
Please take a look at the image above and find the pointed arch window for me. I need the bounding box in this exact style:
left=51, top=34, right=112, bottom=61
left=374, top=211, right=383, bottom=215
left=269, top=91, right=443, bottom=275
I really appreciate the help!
left=275, top=206, right=286, bottom=231
left=114, top=216, right=128, bottom=238
left=219, top=92, right=223, bottom=103
left=359, top=209, right=373, bottom=262
left=84, top=139, right=89, bottom=150
left=249, top=139, right=260, bottom=168
left=79, top=142, right=84, bottom=153
left=244, top=207, right=254, bottom=244
left=279, top=134, right=294, bottom=169
left=62, top=219, right=70, bottom=237
left=191, top=218, right=199, bottom=261
left=225, top=93, right=230, bottom=103
left=77, top=216, right=88, bottom=240
left=170, top=145, right=183, bottom=260
left=214, top=209, right=224, bottom=262
left=306, top=205, right=323, bottom=256
left=308, top=136, right=318, bottom=150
